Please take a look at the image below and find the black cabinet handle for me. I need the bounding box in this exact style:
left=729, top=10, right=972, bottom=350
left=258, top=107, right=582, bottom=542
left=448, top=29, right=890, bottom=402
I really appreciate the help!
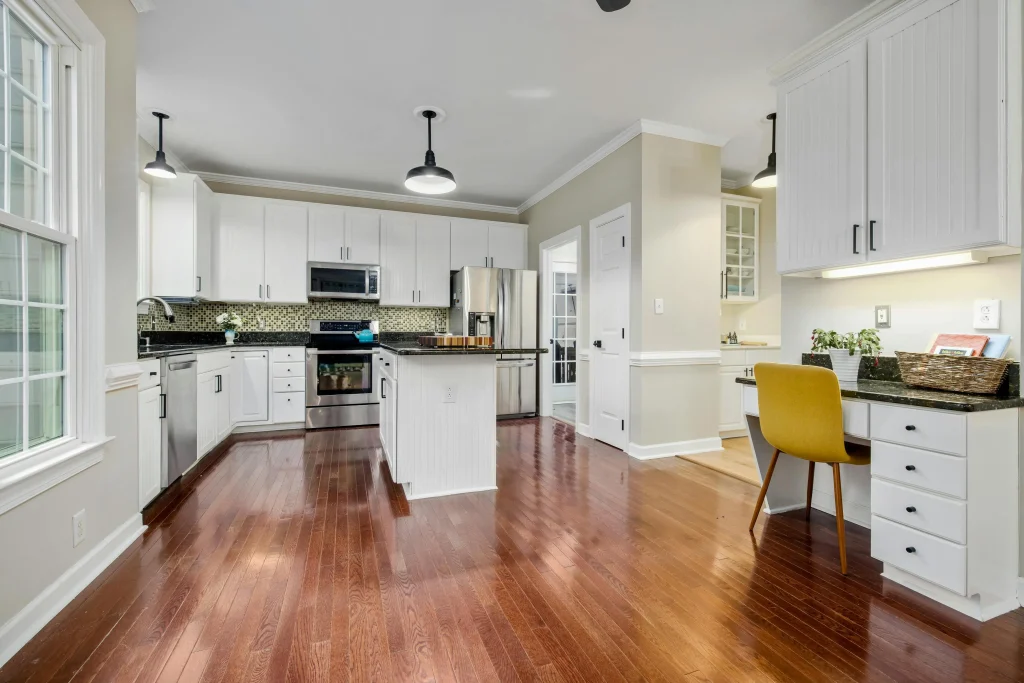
left=380, top=377, right=386, bottom=399
left=906, top=506, right=917, bottom=513
left=853, top=224, right=860, bottom=254
left=720, top=271, right=724, bottom=299
left=905, top=425, right=916, bottom=431
left=905, top=465, right=916, bottom=471
left=159, top=393, right=167, bottom=418
left=593, top=340, right=603, bottom=348
left=869, top=220, right=877, bottom=251
left=905, top=547, right=916, bottom=554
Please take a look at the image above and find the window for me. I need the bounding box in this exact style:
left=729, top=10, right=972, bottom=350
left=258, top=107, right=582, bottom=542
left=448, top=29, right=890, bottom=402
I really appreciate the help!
left=551, top=271, right=576, bottom=385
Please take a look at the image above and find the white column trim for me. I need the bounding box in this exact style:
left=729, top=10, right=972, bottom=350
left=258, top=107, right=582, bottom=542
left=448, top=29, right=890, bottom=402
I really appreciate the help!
left=629, top=350, right=722, bottom=367
left=105, top=362, right=145, bottom=392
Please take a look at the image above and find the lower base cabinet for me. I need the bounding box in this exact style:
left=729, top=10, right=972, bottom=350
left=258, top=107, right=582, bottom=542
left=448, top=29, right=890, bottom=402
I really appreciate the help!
left=198, top=368, right=231, bottom=457
left=138, top=385, right=163, bottom=510
left=273, top=391, right=305, bottom=423
left=231, top=350, right=270, bottom=424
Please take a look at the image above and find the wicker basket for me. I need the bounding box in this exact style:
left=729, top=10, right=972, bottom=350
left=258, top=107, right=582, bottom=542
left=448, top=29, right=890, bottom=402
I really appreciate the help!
left=895, top=351, right=1012, bottom=395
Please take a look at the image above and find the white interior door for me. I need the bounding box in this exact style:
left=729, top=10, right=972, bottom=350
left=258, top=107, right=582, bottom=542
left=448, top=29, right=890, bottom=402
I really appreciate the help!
left=308, top=204, right=346, bottom=263
left=263, top=203, right=308, bottom=303
left=215, top=194, right=265, bottom=302
left=589, top=205, right=630, bottom=450
left=345, top=209, right=381, bottom=265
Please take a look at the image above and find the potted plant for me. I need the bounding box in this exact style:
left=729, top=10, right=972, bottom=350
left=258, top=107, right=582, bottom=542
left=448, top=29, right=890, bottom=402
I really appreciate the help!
left=216, top=312, right=243, bottom=345
left=811, top=328, right=882, bottom=382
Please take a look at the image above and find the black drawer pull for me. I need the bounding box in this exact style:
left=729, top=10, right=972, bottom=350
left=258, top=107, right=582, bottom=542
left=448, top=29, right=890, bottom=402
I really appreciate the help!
left=905, top=547, right=916, bottom=554
left=905, top=465, right=916, bottom=471
left=905, top=425, right=916, bottom=431
left=905, top=506, right=917, bottom=513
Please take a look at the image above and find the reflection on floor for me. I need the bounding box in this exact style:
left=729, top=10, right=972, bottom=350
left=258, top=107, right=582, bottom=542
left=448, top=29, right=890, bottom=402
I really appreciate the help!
left=552, top=401, right=576, bottom=424
left=680, top=436, right=760, bottom=486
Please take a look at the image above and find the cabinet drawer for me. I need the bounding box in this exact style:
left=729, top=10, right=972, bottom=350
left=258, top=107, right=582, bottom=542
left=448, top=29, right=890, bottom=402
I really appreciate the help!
left=138, top=360, right=161, bottom=391
left=841, top=400, right=869, bottom=438
left=271, top=347, right=304, bottom=363
left=870, top=440, right=966, bottom=499
left=871, top=478, right=966, bottom=544
left=870, top=404, right=966, bottom=456
left=273, top=377, right=303, bottom=393
left=272, top=362, right=305, bottom=378
left=871, top=516, right=966, bottom=596
left=273, top=391, right=305, bottom=423
left=197, top=350, right=232, bottom=374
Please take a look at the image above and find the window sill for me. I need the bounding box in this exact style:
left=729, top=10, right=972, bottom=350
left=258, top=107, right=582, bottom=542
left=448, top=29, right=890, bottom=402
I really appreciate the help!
left=0, top=437, right=112, bottom=516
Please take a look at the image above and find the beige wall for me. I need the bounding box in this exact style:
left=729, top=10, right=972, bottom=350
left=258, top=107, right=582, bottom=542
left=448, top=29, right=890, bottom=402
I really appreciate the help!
left=521, top=137, right=643, bottom=424
left=720, top=187, right=781, bottom=339
left=0, top=0, right=141, bottom=634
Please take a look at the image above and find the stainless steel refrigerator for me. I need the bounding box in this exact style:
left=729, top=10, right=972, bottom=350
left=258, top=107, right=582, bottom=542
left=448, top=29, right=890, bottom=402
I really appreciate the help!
left=450, top=267, right=538, bottom=418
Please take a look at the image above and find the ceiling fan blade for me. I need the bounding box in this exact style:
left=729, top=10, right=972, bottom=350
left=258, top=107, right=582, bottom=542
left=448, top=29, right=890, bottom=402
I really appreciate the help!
left=596, top=0, right=631, bottom=12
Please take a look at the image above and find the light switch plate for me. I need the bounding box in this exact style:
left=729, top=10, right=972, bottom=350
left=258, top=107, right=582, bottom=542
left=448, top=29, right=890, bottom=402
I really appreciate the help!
left=974, top=299, right=1000, bottom=330
left=654, top=298, right=664, bottom=315
left=874, top=305, right=891, bottom=329
left=72, top=510, right=85, bottom=547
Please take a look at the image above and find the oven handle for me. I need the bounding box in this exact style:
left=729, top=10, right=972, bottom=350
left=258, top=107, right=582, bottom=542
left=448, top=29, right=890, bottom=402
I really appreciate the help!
left=305, top=348, right=380, bottom=356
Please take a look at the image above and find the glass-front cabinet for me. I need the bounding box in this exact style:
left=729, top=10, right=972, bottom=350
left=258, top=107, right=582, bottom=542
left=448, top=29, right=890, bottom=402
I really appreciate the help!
left=721, top=194, right=760, bottom=304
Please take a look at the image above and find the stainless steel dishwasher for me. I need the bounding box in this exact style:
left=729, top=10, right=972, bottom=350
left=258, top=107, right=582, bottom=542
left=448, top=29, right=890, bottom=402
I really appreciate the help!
left=160, top=354, right=197, bottom=487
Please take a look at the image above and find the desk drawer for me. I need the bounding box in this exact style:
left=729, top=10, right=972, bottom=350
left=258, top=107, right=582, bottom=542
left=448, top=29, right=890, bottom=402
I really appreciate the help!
left=870, top=404, right=966, bottom=456
left=273, top=377, right=303, bottom=394
left=842, top=400, right=869, bottom=438
left=743, top=385, right=759, bottom=415
left=870, top=440, right=966, bottom=499
left=272, top=362, right=305, bottom=379
left=871, top=516, right=966, bottom=595
left=871, top=478, right=966, bottom=544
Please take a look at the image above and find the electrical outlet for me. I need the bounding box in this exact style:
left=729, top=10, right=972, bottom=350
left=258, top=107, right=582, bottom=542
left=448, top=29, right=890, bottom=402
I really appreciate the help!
left=72, top=510, right=85, bottom=547
left=653, top=298, right=664, bottom=315
left=443, top=386, right=456, bottom=404
left=974, top=299, right=1000, bottom=330
left=738, top=318, right=747, bottom=331
left=874, top=305, right=891, bottom=329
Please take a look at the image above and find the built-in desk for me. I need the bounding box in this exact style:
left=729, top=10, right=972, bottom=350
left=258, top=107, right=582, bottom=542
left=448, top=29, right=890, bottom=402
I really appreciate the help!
left=738, top=376, right=1021, bottom=622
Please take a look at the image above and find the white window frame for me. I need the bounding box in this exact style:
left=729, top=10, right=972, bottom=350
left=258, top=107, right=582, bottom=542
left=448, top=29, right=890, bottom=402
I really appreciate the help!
left=0, top=0, right=108, bottom=516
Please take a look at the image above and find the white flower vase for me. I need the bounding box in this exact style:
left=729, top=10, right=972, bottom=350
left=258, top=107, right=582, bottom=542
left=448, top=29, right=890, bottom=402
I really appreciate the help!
left=224, top=329, right=236, bottom=345
left=829, top=349, right=862, bottom=383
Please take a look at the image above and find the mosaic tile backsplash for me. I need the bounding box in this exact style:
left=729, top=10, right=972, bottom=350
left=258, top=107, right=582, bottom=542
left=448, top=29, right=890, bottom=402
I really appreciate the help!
left=137, top=301, right=449, bottom=333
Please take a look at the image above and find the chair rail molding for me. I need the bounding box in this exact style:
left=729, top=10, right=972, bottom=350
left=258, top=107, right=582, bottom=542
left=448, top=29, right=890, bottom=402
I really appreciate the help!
left=629, top=350, right=722, bottom=367
left=105, top=362, right=145, bottom=392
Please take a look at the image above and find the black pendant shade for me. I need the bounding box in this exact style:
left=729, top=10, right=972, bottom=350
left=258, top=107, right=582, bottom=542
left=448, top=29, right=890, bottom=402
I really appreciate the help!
left=144, top=112, right=177, bottom=179
left=405, top=110, right=456, bottom=195
left=752, top=112, right=777, bottom=189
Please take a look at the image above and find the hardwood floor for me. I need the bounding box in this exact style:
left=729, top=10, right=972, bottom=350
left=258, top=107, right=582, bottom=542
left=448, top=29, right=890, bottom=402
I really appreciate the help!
left=3, top=418, right=1024, bottom=682
left=680, top=436, right=761, bottom=486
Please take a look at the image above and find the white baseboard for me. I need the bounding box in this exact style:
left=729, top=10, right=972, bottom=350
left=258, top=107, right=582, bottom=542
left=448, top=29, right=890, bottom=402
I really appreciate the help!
left=406, top=485, right=497, bottom=501
left=884, top=564, right=1018, bottom=622
left=719, top=428, right=748, bottom=440
left=0, top=513, right=144, bottom=668
left=232, top=422, right=306, bottom=434
left=765, top=502, right=805, bottom=515
left=627, top=437, right=723, bottom=461
left=576, top=422, right=592, bottom=438
left=1018, top=577, right=1024, bottom=608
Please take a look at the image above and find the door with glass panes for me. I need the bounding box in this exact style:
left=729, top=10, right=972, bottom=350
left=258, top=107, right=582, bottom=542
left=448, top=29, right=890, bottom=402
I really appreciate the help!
left=551, top=271, right=577, bottom=402
left=721, top=197, right=759, bottom=303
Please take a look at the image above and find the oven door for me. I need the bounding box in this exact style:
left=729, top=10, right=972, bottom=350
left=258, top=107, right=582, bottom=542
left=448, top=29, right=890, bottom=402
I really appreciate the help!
left=305, top=349, right=380, bottom=407
left=307, top=262, right=380, bottom=300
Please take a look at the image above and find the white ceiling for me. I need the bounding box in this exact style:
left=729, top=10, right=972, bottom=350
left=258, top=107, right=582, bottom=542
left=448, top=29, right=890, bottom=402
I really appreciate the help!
left=137, top=0, right=872, bottom=208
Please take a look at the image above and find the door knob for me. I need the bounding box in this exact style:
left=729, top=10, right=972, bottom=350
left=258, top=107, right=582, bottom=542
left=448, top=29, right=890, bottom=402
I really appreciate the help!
left=593, top=340, right=603, bottom=348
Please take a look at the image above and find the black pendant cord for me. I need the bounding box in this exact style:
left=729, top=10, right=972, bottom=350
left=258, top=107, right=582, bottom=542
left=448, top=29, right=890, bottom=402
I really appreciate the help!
left=157, top=116, right=164, bottom=153
left=423, top=111, right=437, bottom=167
left=768, top=112, right=776, bottom=153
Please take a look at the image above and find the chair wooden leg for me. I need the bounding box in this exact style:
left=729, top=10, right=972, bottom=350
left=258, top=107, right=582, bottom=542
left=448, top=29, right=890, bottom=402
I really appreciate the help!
left=832, top=463, right=848, bottom=575
left=805, top=461, right=815, bottom=520
left=749, top=449, right=780, bottom=533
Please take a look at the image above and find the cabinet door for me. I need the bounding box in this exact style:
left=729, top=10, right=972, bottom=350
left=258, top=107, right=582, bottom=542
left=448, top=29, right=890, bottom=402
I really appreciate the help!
left=450, top=218, right=489, bottom=269
left=718, top=367, right=746, bottom=433
left=151, top=173, right=199, bottom=298
left=308, top=204, right=346, bottom=263
left=137, top=386, right=163, bottom=510
left=194, top=178, right=214, bottom=299
left=722, top=200, right=759, bottom=302
left=380, top=213, right=418, bottom=306
left=389, top=378, right=401, bottom=481
left=231, top=351, right=269, bottom=423
left=346, top=209, right=381, bottom=265
left=264, top=203, right=308, bottom=303
left=215, top=194, right=266, bottom=302
left=488, top=223, right=527, bottom=269
left=777, top=41, right=867, bottom=273
left=197, top=371, right=218, bottom=456
left=415, top=216, right=451, bottom=307
left=867, top=0, right=1005, bottom=260
left=216, top=369, right=232, bottom=443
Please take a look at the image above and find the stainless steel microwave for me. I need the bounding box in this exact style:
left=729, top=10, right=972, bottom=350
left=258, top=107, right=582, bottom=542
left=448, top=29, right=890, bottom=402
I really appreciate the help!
left=307, top=262, right=380, bottom=300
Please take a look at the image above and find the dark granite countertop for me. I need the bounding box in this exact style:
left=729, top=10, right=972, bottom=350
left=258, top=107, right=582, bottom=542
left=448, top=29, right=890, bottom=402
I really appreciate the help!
left=379, top=341, right=548, bottom=356
left=137, top=331, right=310, bottom=359
left=736, top=376, right=1024, bottom=412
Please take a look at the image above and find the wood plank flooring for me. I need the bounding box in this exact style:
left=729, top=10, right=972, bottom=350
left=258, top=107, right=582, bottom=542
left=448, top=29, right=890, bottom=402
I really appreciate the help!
left=3, top=418, right=1024, bottom=682
left=680, top=436, right=761, bottom=485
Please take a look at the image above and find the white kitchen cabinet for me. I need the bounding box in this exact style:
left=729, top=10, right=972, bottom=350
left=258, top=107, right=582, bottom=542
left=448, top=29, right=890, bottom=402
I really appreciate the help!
left=231, top=350, right=269, bottom=423
left=721, top=195, right=760, bottom=302
left=776, top=41, right=867, bottom=274
left=380, top=213, right=449, bottom=307
left=137, top=385, right=163, bottom=510
left=264, top=203, right=308, bottom=303
left=151, top=173, right=215, bottom=299
left=197, top=371, right=218, bottom=457
left=309, top=205, right=380, bottom=265
left=215, top=194, right=266, bottom=302
left=487, top=223, right=527, bottom=269
left=346, top=209, right=381, bottom=265
left=450, top=219, right=527, bottom=270
left=718, top=366, right=746, bottom=433
left=416, top=216, right=451, bottom=307
left=272, top=392, right=305, bottom=424
left=378, top=352, right=398, bottom=476
left=216, top=369, right=232, bottom=443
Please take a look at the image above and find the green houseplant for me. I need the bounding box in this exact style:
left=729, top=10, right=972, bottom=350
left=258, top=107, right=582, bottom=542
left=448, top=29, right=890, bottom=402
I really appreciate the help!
left=811, top=328, right=882, bottom=382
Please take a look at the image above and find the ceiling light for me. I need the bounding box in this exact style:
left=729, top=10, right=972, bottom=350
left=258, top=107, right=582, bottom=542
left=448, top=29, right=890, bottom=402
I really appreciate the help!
left=597, top=0, right=631, bottom=11
left=405, top=109, right=456, bottom=195
left=820, top=251, right=990, bottom=279
left=751, top=113, right=777, bottom=189
left=144, top=111, right=177, bottom=179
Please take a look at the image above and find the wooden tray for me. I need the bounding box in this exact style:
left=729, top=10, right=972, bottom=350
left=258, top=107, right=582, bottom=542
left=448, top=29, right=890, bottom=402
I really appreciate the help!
left=417, top=335, right=494, bottom=348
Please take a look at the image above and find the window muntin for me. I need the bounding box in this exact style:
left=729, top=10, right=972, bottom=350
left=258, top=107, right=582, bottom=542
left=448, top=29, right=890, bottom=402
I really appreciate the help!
left=551, top=271, right=577, bottom=385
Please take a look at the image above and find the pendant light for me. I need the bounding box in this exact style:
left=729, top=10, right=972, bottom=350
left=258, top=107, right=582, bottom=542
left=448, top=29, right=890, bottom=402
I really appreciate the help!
left=144, top=112, right=177, bottom=179
left=405, top=109, right=456, bottom=195
left=751, top=112, right=777, bottom=189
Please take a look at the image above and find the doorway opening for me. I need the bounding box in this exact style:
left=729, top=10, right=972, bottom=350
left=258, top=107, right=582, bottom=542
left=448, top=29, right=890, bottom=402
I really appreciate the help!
left=539, top=227, right=581, bottom=424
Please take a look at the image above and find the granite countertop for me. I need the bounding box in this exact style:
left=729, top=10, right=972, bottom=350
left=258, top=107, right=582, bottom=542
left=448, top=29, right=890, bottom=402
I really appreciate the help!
left=138, top=341, right=307, bottom=359
left=736, top=376, right=1024, bottom=412
left=137, top=331, right=310, bottom=359
left=379, top=341, right=548, bottom=356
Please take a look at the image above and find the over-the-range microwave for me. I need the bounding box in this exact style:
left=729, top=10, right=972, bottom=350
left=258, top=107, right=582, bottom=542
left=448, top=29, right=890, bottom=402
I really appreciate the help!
left=307, top=262, right=380, bottom=300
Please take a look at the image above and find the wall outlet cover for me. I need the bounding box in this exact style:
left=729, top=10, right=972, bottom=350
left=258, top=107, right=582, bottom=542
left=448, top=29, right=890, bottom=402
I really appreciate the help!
left=874, top=305, right=891, bottom=329
left=973, top=299, right=1000, bottom=330
left=443, top=386, right=456, bottom=404
left=73, top=510, right=85, bottom=547
left=654, top=298, right=664, bottom=315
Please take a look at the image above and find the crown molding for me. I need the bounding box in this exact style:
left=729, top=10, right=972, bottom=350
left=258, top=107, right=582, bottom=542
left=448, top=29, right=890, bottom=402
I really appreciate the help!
left=638, top=120, right=731, bottom=147
left=194, top=172, right=520, bottom=216
left=130, top=0, right=156, bottom=13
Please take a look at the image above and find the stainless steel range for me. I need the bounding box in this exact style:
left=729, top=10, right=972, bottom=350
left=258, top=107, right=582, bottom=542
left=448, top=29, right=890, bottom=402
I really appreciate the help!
left=305, top=320, right=380, bottom=429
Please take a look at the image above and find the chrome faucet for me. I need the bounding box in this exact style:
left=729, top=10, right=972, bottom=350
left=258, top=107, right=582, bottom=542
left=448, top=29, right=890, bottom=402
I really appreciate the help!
left=137, top=296, right=175, bottom=348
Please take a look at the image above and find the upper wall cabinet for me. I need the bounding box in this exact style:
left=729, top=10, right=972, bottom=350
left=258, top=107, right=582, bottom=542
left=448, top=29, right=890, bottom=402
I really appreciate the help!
left=263, top=202, right=308, bottom=303
left=776, top=0, right=1020, bottom=274
left=151, top=173, right=215, bottom=299
left=308, top=205, right=381, bottom=265
left=380, top=213, right=451, bottom=307
left=450, top=219, right=527, bottom=270
left=721, top=194, right=760, bottom=303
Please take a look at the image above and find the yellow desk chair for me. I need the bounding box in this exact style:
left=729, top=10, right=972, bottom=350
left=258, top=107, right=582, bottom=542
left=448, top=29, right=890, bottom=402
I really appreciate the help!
left=748, top=363, right=870, bottom=574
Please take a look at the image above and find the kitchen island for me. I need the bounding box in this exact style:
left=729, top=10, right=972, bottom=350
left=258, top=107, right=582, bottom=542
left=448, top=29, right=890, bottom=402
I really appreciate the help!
left=376, top=342, right=546, bottom=500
